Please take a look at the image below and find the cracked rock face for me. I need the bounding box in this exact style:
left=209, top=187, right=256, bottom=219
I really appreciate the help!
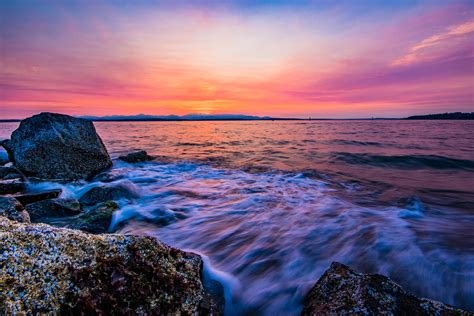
left=0, top=217, right=219, bottom=315
left=302, top=262, right=471, bottom=315
left=1, top=112, right=112, bottom=181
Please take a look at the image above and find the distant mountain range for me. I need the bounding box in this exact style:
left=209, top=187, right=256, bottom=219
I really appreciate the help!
left=80, top=112, right=474, bottom=121
left=1, top=112, right=473, bottom=122
left=79, top=114, right=276, bottom=121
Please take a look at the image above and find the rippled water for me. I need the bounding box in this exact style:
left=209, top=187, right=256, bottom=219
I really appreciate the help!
left=1, top=120, right=473, bottom=314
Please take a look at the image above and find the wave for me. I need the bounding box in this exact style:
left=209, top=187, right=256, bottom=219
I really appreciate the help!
left=331, top=139, right=387, bottom=147
left=24, top=160, right=474, bottom=313
left=332, top=152, right=474, bottom=170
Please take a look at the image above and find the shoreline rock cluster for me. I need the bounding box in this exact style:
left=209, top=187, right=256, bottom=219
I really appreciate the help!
left=0, top=112, right=471, bottom=314
left=0, top=113, right=221, bottom=314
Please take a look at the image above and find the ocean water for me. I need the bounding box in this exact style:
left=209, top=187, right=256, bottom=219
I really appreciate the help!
left=1, top=120, right=473, bottom=314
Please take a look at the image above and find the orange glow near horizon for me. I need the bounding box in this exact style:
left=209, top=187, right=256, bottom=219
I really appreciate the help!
left=1, top=1, right=473, bottom=119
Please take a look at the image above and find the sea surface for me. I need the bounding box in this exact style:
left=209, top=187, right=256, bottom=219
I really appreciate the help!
left=1, top=120, right=473, bottom=314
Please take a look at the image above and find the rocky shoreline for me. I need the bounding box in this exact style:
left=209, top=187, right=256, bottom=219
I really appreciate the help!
left=0, top=113, right=471, bottom=315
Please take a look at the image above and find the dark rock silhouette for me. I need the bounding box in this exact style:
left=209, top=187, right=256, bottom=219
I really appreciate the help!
left=406, top=112, right=474, bottom=120
left=1, top=112, right=112, bottom=181
left=119, top=150, right=153, bottom=163
left=302, top=262, right=470, bottom=315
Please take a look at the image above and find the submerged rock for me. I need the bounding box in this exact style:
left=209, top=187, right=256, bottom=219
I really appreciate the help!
left=14, top=189, right=62, bottom=206
left=1, top=112, right=112, bottom=181
left=0, top=179, right=25, bottom=195
left=119, top=150, right=153, bottom=163
left=0, top=197, right=30, bottom=223
left=0, top=216, right=219, bottom=314
left=70, top=201, right=118, bottom=233
left=25, top=198, right=81, bottom=222
left=79, top=183, right=138, bottom=206
left=302, top=262, right=470, bottom=315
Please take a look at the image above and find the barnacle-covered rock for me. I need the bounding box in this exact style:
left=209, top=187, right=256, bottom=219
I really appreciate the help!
left=0, top=216, right=220, bottom=314
left=302, top=262, right=470, bottom=315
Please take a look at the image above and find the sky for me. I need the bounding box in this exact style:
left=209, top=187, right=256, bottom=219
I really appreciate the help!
left=0, top=0, right=473, bottom=119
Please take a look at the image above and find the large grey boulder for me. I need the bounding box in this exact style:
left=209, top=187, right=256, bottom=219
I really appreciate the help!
left=0, top=216, right=220, bottom=314
left=1, top=113, right=112, bottom=181
left=302, top=262, right=470, bottom=315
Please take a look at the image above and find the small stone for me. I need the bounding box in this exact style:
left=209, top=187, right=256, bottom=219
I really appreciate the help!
left=118, top=150, right=153, bottom=163
left=14, top=189, right=62, bottom=206
left=26, top=198, right=81, bottom=222
left=0, top=179, right=25, bottom=195
left=0, top=196, right=30, bottom=223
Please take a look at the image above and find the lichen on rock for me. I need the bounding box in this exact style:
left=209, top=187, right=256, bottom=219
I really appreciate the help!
left=0, top=216, right=220, bottom=315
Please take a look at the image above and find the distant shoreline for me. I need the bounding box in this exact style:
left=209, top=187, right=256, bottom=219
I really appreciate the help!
left=2, top=118, right=396, bottom=122
left=1, top=118, right=473, bottom=122
left=1, top=112, right=472, bottom=122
